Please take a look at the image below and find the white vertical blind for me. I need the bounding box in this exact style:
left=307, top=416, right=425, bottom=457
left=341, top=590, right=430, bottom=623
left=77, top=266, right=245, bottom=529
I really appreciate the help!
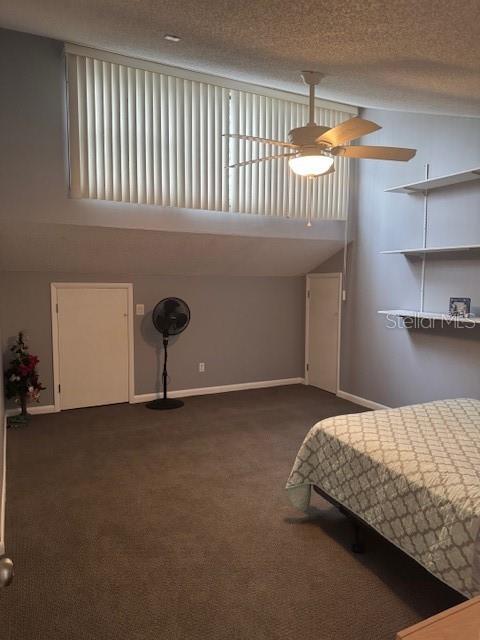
left=66, top=49, right=352, bottom=220
left=228, top=90, right=350, bottom=219
left=67, top=53, right=230, bottom=212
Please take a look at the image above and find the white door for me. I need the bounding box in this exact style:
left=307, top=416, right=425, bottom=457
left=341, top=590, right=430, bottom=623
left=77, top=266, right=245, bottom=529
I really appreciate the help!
left=306, top=274, right=341, bottom=393
left=56, top=287, right=130, bottom=410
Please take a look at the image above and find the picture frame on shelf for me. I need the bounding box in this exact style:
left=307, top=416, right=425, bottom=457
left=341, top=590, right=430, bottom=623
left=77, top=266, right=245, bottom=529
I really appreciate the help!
left=449, top=297, right=471, bottom=318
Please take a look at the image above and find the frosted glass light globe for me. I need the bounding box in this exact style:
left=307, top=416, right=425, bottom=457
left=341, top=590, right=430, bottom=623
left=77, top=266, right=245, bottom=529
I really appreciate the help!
left=289, top=154, right=334, bottom=177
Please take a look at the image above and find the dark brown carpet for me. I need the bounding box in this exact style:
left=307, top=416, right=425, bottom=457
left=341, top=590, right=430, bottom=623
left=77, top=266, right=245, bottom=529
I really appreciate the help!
left=1, top=385, right=463, bottom=639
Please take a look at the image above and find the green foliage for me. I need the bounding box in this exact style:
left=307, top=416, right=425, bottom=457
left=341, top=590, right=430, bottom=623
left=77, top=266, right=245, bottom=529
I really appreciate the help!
left=4, top=332, right=45, bottom=402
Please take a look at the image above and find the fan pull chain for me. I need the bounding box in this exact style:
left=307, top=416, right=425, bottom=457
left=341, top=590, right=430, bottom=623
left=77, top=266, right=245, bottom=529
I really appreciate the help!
left=306, top=176, right=314, bottom=227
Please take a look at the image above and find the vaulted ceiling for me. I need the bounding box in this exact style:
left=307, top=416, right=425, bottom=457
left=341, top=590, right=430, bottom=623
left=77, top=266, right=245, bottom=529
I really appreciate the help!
left=1, top=0, right=480, bottom=116
left=0, top=222, right=344, bottom=276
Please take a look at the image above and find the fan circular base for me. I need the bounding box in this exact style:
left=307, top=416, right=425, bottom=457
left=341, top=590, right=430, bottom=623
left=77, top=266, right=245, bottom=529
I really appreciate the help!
left=145, top=398, right=184, bottom=411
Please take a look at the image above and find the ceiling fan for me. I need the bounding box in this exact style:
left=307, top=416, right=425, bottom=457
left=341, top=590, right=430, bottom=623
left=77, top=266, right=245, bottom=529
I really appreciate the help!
left=226, top=72, right=416, bottom=177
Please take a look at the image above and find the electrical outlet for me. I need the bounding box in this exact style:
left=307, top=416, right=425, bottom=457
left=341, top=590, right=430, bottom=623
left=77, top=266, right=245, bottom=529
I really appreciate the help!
left=198, top=362, right=206, bottom=373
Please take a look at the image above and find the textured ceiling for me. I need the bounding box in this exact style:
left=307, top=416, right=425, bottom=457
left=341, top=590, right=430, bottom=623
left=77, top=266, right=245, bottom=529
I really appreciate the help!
left=0, top=222, right=343, bottom=276
left=1, top=1, right=480, bottom=116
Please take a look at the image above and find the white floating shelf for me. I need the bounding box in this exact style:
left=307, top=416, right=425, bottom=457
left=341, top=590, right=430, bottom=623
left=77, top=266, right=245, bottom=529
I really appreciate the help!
left=385, top=167, right=480, bottom=194
left=378, top=310, right=480, bottom=325
left=381, top=244, right=480, bottom=256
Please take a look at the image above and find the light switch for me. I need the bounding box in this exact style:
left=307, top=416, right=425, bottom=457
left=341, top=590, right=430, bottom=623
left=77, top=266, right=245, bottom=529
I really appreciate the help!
left=136, top=304, right=145, bottom=316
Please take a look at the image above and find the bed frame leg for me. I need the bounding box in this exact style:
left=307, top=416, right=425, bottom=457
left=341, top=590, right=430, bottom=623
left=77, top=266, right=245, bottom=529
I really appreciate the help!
left=351, top=521, right=365, bottom=554
left=313, top=487, right=366, bottom=554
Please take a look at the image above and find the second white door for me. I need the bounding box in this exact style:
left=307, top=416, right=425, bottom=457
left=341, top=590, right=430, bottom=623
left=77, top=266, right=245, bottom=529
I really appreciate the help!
left=56, top=287, right=130, bottom=410
left=306, top=274, right=341, bottom=394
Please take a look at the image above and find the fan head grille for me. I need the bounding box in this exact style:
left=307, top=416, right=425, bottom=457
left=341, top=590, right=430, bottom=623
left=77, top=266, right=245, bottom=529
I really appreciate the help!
left=152, top=297, right=191, bottom=336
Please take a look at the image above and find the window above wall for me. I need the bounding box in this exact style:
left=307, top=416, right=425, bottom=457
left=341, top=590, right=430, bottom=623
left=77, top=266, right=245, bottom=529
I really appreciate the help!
left=65, top=45, right=357, bottom=221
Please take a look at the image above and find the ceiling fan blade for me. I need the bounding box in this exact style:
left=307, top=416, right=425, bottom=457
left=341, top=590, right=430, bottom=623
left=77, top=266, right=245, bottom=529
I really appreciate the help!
left=316, top=117, right=381, bottom=146
left=224, top=133, right=298, bottom=149
left=332, top=145, right=416, bottom=161
left=228, top=152, right=297, bottom=169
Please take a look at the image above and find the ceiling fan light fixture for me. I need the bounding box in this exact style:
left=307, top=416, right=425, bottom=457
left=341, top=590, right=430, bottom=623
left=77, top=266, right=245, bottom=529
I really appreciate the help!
left=226, top=72, right=416, bottom=173
left=289, top=153, right=334, bottom=177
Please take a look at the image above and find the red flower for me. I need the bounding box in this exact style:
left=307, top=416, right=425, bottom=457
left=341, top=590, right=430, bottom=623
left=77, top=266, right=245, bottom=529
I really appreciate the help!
left=4, top=332, right=45, bottom=401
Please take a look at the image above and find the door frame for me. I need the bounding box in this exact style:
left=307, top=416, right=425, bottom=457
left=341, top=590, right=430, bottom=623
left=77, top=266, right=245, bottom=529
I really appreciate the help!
left=304, top=273, right=343, bottom=392
left=50, top=282, right=135, bottom=411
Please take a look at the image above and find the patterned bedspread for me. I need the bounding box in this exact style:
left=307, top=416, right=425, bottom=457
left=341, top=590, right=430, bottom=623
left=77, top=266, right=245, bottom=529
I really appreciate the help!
left=286, top=398, right=480, bottom=597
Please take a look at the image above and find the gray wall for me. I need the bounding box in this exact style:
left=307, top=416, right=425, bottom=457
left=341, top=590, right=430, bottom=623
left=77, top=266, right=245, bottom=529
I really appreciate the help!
left=312, top=249, right=345, bottom=274
left=2, top=27, right=480, bottom=411
left=0, top=273, right=305, bottom=405
left=342, top=108, right=480, bottom=406
left=0, top=328, right=4, bottom=555
left=0, top=26, right=308, bottom=408
left=0, top=27, right=344, bottom=245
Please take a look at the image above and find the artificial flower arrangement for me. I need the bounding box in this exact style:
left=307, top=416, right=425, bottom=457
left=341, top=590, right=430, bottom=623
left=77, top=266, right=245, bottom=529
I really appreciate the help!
left=4, top=332, right=45, bottom=423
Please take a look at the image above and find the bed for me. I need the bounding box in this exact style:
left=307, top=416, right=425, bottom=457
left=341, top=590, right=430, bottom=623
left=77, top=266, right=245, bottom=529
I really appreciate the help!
left=286, top=398, right=480, bottom=598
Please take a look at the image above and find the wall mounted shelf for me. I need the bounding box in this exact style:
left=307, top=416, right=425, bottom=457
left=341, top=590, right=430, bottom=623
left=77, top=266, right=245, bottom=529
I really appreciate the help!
left=385, top=167, right=480, bottom=194
left=378, top=310, right=480, bottom=326
left=381, top=164, right=479, bottom=326
left=381, top=244, right=480, bottom=257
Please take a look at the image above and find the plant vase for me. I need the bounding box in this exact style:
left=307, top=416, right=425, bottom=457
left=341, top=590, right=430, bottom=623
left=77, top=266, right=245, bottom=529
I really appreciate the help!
left=7, top=393, right=30, bottom=428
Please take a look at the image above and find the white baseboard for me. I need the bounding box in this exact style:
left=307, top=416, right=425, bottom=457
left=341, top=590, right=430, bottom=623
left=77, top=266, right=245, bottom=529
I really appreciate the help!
left=133, top=377, right=305, bottom=403
left=336, top=390, right=390, bottom=411
left=3, top=388, right=383, bottom=414
left=5, top=404, right=57, bottom=418
left=5, top=381, right=304, bottom=415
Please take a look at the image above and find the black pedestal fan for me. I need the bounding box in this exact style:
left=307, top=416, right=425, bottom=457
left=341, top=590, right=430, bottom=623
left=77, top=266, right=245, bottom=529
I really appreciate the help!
left=146, top=297, right=191, bottom=410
